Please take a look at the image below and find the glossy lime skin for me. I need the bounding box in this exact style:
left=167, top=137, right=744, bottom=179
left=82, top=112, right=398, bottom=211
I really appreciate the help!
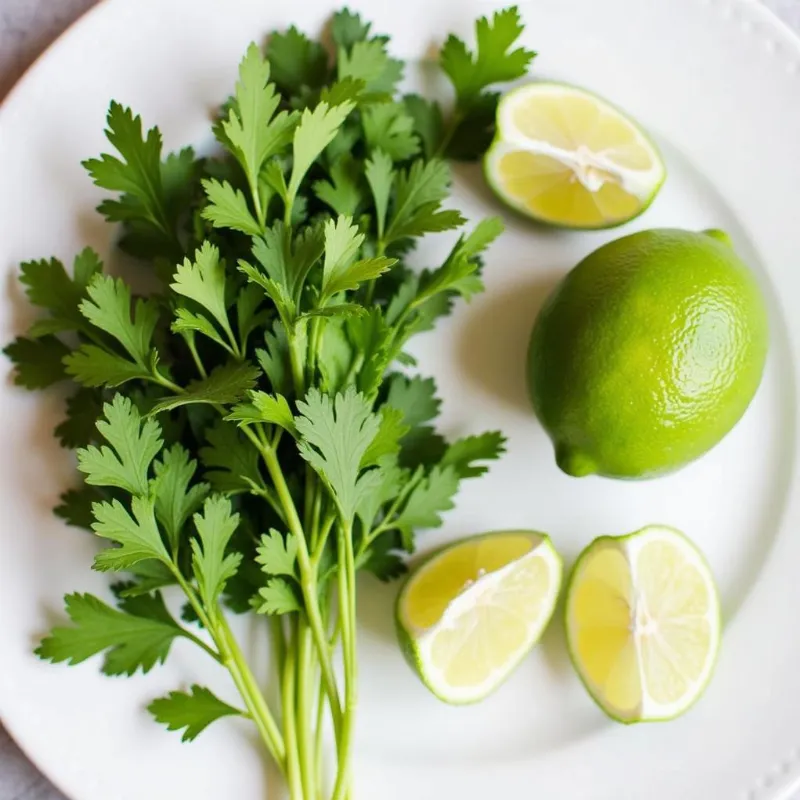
left=528, top=229, right=769, bottom=479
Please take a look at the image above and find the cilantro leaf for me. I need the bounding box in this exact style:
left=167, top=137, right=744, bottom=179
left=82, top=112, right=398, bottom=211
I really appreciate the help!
left=313, top=154, right=364, bottom=217
left=256, top=577, right=302, bottom=615
left=331, top=9, right=372, bottom=49
left=440, top=7, right=536, bottom=107
left=321, top=216, right=394, bottom=299
left=64, top=345, right=156, bottom=388
left=439, top=8, right=536, bottom=160
left=20, top=249, right=102, bottom=336
left=338, top=39, right=403, bottom=95
left=249, top=221, right=325, bottom=303
left=199, top=420, right=263, bottom=495
left=37, top=592, right=186, bottom=676
left=221, top=44, right=297, bottom=221
left=256, top=322, right=291, bottom=396
left=4, top=336, right=69, bottom=389
left=256, top=529, right=298, bottom=577
left=403, top=95, right=444, bottom=159
left=348, top=308, right=393, bottom=396
left=148, top=685, right=243, bottom=742
left=201, top=179, right=262, bottom=236
left=236, top=283, right=270, bottom=350
left=153, top=444, right=210, bottom=552
left=266, top=27, right=328, bottom=96
left=55, top=388, right=104, bottom=449
left=294, top=386, right=385, bottom=520
left=171, top=242, right=234, bottom=343
left=364, top=150, right=393, bottom=241
left=91, top=495, right=170, bottom=571
left=191, top=495, right=242, bottom=608
left=79, top=275, right=160, bottom=367
left=287, top=101, right=355, bottom=208
left=440, top=431, right=507, bottom=478
left=385, top=159, right=465, bottom=243
left=386, top=374, right=441, bottom=430
left=385, top=374, right=446, bottom=465
left=391, top=465, right=460, bottom=548
left=354, top=458, right=404, bottom=531
left=361, top=407, right=408, bottom=467
left=172, top=308, right=229, bottom=351
left=317, top=318, right=354, bottom=394
left=226, top=391, right=296, bottom=434
left=77, top=394, right=162, bottom=497
left=117, top=561, right=177, bottom=597
left=362, top=102, right=420, bottom=162
left=150, top=362, right=260, bottom=413
left=358, top=534, right=408, bottom=582
left=55, top=485, right=105, bottom=530
left=413, top=217, right=503, bottom=309
left=83, top=102, right=169, bottom=233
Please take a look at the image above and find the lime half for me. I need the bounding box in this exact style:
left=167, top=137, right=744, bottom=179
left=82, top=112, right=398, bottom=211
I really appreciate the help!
left=484, top=83, right=666, bottom=229
left=565, top=525, right=721, bottom=723
left=396, top=531, right=562, bottom=704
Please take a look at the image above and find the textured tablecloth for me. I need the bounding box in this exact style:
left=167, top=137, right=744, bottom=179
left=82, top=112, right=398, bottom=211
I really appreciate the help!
left=1, top=0, right=799, bottom=797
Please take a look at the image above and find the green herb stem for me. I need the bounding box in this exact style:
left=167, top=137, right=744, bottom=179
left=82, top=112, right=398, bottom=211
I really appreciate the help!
left=296, top=620, right=317, bottom=799
left=259, top=442, right=344, bottom=735
left=281, top=617, right=304, bottom=799
left=217, top=612, right=287, bottom=771
left=331, top=520, right=358, bottom=800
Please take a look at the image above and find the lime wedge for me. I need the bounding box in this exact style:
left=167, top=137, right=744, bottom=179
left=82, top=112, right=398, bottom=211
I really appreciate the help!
left=484, top=83, right=666, bottom=229
left=396, top=531, right=562, bottom=704
left=565, top=525, right=721, bottom=723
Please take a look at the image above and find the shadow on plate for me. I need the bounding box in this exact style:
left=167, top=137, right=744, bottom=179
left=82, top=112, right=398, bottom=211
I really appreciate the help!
left=457, top=271, right=563, bottom=414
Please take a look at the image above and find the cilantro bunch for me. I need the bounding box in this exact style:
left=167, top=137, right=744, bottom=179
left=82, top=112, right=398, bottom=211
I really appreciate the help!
left=6, top=8, right=535, bottom=798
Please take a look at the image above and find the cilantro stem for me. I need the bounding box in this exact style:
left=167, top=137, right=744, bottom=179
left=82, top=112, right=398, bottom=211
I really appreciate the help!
left=363, top=241, right=386, bottom=306
left=217, top=612, right=288, bottom=771
left=331, top=519, right=357, bottom=800
left=296, top=620, right=317, bottom=799
left=282, top=617, right=304, bottom=799
left=314, top=677, right=326, bottom=791
left=185, top=335, right=208, bottom=379
left=436, top=107, right=465, bottom=158
left=359, top=469, right=424, bottom=555
left=170, top=563, right=286, bottom=770
left=270, top=617, right=286, bottom=687
left=288, top=331, right=307, bottom=397
left=257, top=442, right=344, bottom=734
left=181, top=629, right=224, bottom=664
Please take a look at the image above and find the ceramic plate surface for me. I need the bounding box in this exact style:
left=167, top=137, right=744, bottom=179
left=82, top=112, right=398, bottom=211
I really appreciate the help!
left=0, top=0, right=799, bottom=798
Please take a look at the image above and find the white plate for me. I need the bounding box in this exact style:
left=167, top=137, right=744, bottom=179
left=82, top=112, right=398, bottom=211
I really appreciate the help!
left=0, top=0, right=799, bottom=798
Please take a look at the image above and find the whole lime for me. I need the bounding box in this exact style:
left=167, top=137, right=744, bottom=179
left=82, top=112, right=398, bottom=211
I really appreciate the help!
left=527, top=228, right=769, bottom=479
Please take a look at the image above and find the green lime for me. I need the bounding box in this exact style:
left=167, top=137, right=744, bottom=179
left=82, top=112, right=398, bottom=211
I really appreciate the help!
left=528, top=228, right=769, bottom=479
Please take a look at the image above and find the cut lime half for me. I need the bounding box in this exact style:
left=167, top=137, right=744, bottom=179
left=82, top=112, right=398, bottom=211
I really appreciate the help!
left=484, top=82, right=666, bottom=229
left=396, top=531, right=562, bottom=704
left=565, top=525, right=721, bottom=723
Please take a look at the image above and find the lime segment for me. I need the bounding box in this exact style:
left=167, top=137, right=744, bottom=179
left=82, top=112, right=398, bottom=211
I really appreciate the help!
left=397, top=531, right=562, bottom=704
left=565, top=525, right=721, bottom=723
left=484, top=82, right=666, bottom=229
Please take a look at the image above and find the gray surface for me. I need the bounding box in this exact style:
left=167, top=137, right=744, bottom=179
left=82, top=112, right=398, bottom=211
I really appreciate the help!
left=1, top=0, right=799, bottom=798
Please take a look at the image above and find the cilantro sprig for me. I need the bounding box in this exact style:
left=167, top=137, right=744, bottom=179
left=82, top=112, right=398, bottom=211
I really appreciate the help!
left=5, top=7, right=532, bottom=798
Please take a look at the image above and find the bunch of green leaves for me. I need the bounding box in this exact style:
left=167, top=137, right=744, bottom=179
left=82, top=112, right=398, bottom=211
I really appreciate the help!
left=5, top=6, right=532, bottom=792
